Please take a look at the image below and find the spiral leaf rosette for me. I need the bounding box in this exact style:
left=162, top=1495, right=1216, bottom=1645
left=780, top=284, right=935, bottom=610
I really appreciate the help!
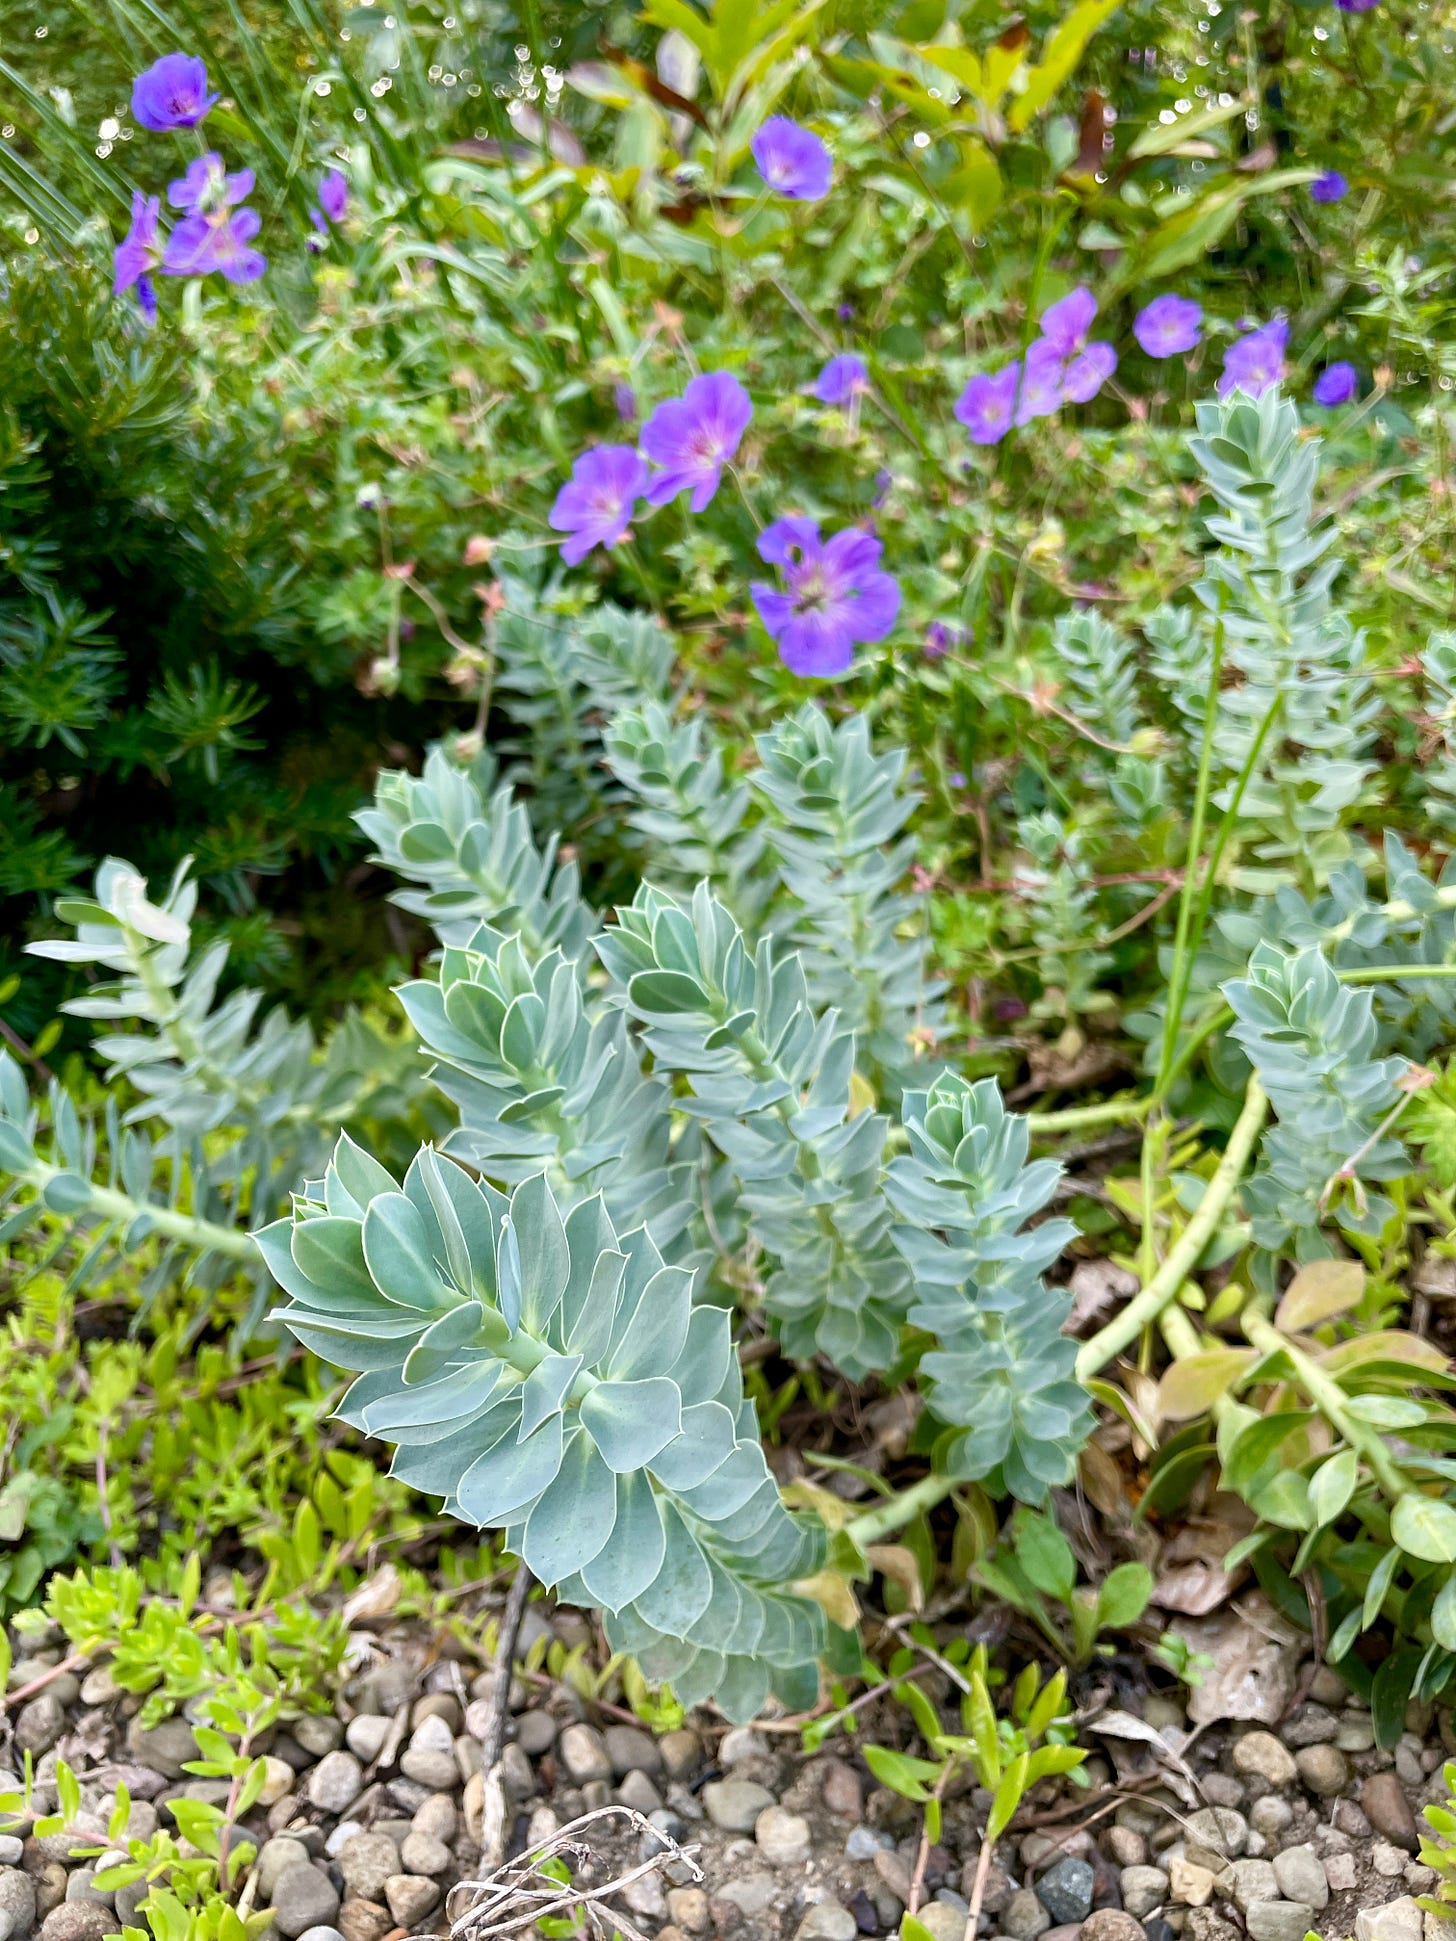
left=258, top=1140, right=827, bottom=1719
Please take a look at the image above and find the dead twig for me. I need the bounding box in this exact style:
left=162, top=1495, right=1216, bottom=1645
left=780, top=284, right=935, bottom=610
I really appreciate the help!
left=448, top=1804, right=702, bottom=1940
left=474, top=1559, right=534, bottom=1874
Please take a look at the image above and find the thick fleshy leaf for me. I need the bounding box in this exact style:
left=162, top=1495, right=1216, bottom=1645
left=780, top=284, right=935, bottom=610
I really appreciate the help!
left=510, top=1172, right=571, bottom=1330
left=521, top=1430, right=616, bottom=1582
left=290, top=1217, right=378, bottom=1307
left=581, top=1472, right=667, bottom=1612
left=362, top=1193, right=453, bottom=1310
left=364, top=1361, right=504, bottom=1435
left=402, top=1301, right=489, bottom=1385
left=633, top=1502, right=713, bottom=1635
left=518, top=1352, right=584, bottom=1437
left=580, top=1378, right=682, bottom=1472
left=649, top=1402, right=738, bottom=1490
left=456, top=1412, right=563, bottom=1524
left=412, top=1147, right=500, bottom=1300
left=604, top=1265, right=692, bottom=1379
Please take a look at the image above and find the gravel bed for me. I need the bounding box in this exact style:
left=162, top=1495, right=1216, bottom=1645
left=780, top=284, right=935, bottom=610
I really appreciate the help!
left=3, top=1611, right=1453, bottom=1941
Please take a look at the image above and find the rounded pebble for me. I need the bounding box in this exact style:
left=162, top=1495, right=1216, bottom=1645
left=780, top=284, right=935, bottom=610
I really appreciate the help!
left=1295, top=1743, right=1350, bottom=1796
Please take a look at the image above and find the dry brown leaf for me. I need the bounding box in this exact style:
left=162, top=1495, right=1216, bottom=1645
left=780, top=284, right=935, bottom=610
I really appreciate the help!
left=1275, top=1257, right=1365, bottom=1333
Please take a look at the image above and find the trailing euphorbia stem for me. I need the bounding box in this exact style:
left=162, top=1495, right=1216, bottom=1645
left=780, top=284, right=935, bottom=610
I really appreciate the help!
left=1242, top=1309, right=1409, bottom=1503
left=1075, top=1080, right=1269, bottom=1380
left=845, top=1471, right=960, bottom=1548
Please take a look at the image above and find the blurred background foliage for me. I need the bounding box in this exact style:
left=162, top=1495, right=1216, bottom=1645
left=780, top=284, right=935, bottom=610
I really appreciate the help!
left=0, top=0, right=1453, bottom=1041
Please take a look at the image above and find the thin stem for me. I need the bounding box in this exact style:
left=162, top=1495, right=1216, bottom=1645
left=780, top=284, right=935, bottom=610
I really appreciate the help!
left=962, top=1837, right=997, bottom=1941
left=1158, top=606, right=1227, bottom=1086
left=844, top=1471, right=959, bottom=1548
left=1242, top=1310, right=1408, bottom=1502
left=1027, top=1094, right=1157, bottom=1135
left=1075, top=1080, right=1269, bottom=1380
left=1339, top=962, right=1456, bottom=984
left=24, top=1160, right=257, bottom=1260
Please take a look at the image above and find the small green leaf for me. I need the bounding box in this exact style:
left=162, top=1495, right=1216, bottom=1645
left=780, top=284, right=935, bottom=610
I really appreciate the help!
left=1393, top=1495, right=1456, bottom=1565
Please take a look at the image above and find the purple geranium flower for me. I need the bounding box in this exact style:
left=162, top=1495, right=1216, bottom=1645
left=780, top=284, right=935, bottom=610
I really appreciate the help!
left=1337, top=0, right=1379, bottom=11
left=114, top=191, right=162, bottom=318
left=167, top=152, right=255, bottom=215
left=750, top=117, right=832, bottom=201
left=750, top=516, right=900, bottom=678
left=613, top=382, right=638, bottom=422
left=1311, top=170, right=1348, bottom=203
left=1313, top=361, right=1358, bottom=406
left=640, top=371, right=752, bottom=511
left=1134, top=294, right=1203, bottom=357
left=131, top=52, right=218, bottom=131
left=549, top=445, right=648, bottom=565
left=163, top=206, right=267, bottom=284
left=813, top=353, right=870, bottom=405
left=1218, top=319, right=1288, bottom=398
left=1039, top=286, right=1098, bottom=357
left=954, top=365, right=1020, bottom=445
left=926, top=622, right=970, bottom=658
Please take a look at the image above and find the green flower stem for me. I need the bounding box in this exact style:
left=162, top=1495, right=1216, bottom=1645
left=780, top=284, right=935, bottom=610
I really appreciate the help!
left=1242, top=1309, right=1409, bottom=1503
left=844, top=1471, right=960, bottom=1549
left=1158, top=605, right=1228, bottom=1086
left=25, top=1159, right=257, bottom=1260
left=1339, top=962, right=1456, bottom=983
left=1026, top=1093, right=1158, bottom=1135
left=1075, top=1079, right=1269, bottom=1381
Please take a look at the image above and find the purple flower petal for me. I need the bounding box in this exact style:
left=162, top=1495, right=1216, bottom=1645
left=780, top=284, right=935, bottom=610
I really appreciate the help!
left=752, top=516, right=899, bottom=679
left=1311, top=169, right=1348, bottom=203
left=549, top=445, right=648, bottom=565
left=131, top=52, right=218, bottom=131
left=1038, top=286, right=1097, bottom=357
left=318, top=168, right=349, bottom=223
left=953, top=365, right=1020, bottom=445
left=1061, top=341, right=1117, bottom=404
left=1313, top=361, right=1358, bottom=407
left=813, top=353, right=869, bottom=405
left=114, top=190, right=162, bottom=299
left=1014, top=339, right=1066, bottom=425
left=640, top=370, right=752, bottom=511
left=1133, top=294, right=1203, bottom=357
left=1218, top=319, right=1289, bottom=399
left=750, top=117, right=833, bottom=201
left=168, top=153, right=254, bottom=214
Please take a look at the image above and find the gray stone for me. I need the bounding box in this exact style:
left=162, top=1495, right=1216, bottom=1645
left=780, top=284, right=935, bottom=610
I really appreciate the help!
left=514, top=1711, right=556, bottom=1758
left=1374, top=1842, right=1409, bottom=1878
left=398, top=1833, right=450, bottom=1878
left=1295, top=1744, right=1349, bottom=1796
left=1363, top=1773, right=1419, bottom=1850
left=294, top=1717, right=344, bottom=1757
left=294, top=1928, right=345, bottom=1941
left=1219, top=1859, right=1278, bottom=1912
left=1036, top=1857, right=1094, bottom=1925
left=822, top=1762, right=863, bottom=1820
left=1119, top=1866, right=1169, bottom=1918
left=756, top=1806, right=811, bottom=1866
left=1202, top=1773, right=1245, bottom=1810
left=113, top=1882, right=147, bottom=1929
left=1281, top=1704, right=1338, bottom=1747
left=1232, top=1731, right=1298, bottom=1789
left=499, top=1743, right=534, bottom=1800
left=305, top=1751, right=364, bottom=1816
left=1245, top=1905, right=1313, bottom=1941
left=615, top=1770, right=662, bottom=1815
left=61, top=1876, right=109, bottom=1912
left=337, top=1835, right=399, bottom=1905
left=323, top=1823, right=363, bottom=1859
left=558, top=1724, right=612, bottom=1785
left=846, top=1827, right=894, bottom=1860
left=397, top=1746, right=458, bottom=1791
left=1249, top=1795, right=1293, bottom=1840
left=1185, top=1808, right=1247, bottom=1862
left=14, top=1699, right=64, bottom=1757
left=603, top=1725, right=662, bottom=1777
left=794, top=1904, right=858, bottom=1941
left=667, top=1887, right=710, bottom=1934
left=1106, top=1827, right=1148, bottom=1869
left=410, top=1695, right=461, bottom=1734
left=717, top=1873, right=776, bottom=1917
left=257, top=1838, right=314, bottom=1901
left=0, top=1869, right=37, bottom=1941
left=38, top=1909, right=110, bottom=1941
left=343, top=1717, right=391, bottom=1765
left=1271, top=1845, right=1328, bottom=1912
left=1355, top=1897, right=1424, bottom=1941
left=78, top=1667, right=122, bottom=1707
left=31, top=1868, right=67, bottom=1925
left=124, top=1717, right=198, bottom=1779
left=702, top=1779, right=775, bottom=1832
left=270, top=1866, right=341, bottom=1941
left=1003, top=1887, right=1052, bottom=1940
left=410, top=1795, right=456, bottom=1844
left=660, top=1730, right=701, bottom=1781
left=719, top=1728, right=769, bottom=1766
left=257, top=1757, right=296, bottom=1807
left=0, top=1843, right=22, bottom=1870
left=383, top=1876, right=440, bottom=1928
